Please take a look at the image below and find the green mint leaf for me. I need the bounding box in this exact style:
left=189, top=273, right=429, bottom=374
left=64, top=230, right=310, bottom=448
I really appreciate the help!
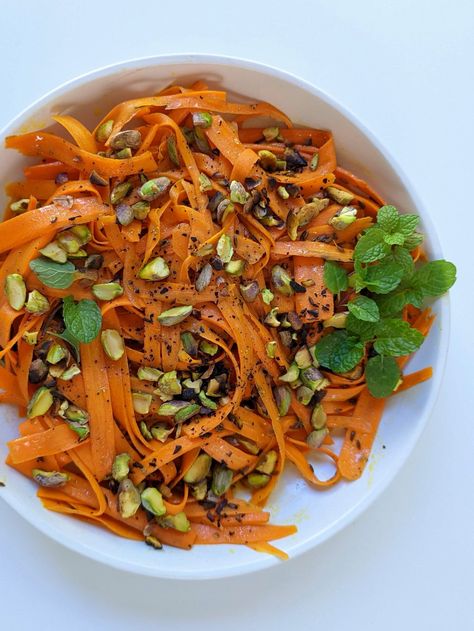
left=323, top=261, right=348, bottom=295
left=412, top=260, right=457, bottom=297
left=347, top=295, right=380, bottom=322
left=397, top=214, right=419, bottom=237
left=29, top=258, right=76, bottom=289
left=360, top=259, right=404, bottom=294
left=62, top=297, right=102, bottom=344
left=375, top=287, right=424, bottom=317
left=376, top=205, right=399, bottom=233
left=365, top=355, right=401, bottom=398
left=315, top=330, right=365, bottom=373
left=391, top=246, right=415, bottom=278
left=354, top=227, right=391, bottom=263
left=373, top=319, right=424, bottom=356
left=346, top=313, right=377, bottom=342
left=384, top=232, right=405, bottom=246
left=403, top=232, right=423, bottom=250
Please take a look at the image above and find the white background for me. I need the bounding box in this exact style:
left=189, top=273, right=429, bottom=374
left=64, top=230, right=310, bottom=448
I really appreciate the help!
left=1, top=1, right=473, bottom=629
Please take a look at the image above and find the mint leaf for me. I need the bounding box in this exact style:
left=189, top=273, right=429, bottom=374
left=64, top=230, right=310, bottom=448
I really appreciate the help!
left=323, top=261, right=348, bottom=295
left=346, top=313, right=377, bottom=342
left=391, top=246, right=415, bottom=278
left=63, top=297, right=102, bottom=344
left=347, top=295, right=380, bottom=322
left=374, top=319, right=424, bottom=356
left=354, top=227, right=391, bottom=263
left=315, top=330, right=365, bottom=373
left=377, top=205, right=399, bottom=233
left=384, top=232, right=405, bottom=246
left=30, top=258, right=76, bottom=289
left=361, top=259, right=404, bottom=294
left=365, top=355, right=401, bottom=398
left=403, top=232, right=423, bottom=250
left=397, top=214, right=419, bottom=237
left=412, top=260, right=456, bottom=297
left=375, top=286, right=424, bottom=317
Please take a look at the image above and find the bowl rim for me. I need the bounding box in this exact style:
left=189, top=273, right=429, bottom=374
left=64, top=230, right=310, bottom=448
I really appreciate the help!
left=0, top=52, right=450, bottom=580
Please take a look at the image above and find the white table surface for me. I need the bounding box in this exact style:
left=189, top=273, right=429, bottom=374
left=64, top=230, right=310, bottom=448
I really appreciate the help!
left=1, top=0, right=473, bottom=628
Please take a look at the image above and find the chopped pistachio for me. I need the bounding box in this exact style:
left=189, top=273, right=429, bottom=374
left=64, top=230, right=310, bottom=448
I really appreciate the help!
left=323, top=312, right=348, bottom=329
left=183, top=453, right=212, bottom=484
left=199, top=172, right=213, bottom=192
left=22, top=331, right=38, bottom=345
left=56, top=229, right=82, bottom=253
left=27, top=386, right=53, bottom=418
left=329, top=206, right=357, bottom=230
left=216, top=234, right=233, bottom=263
left=198, top=390, right=218, bottom=410
left=229, top=180, right=250, bottom=204
left=157, top=511, right=191, bottom=532
left=110, top=129, right=142, bottom=150
left=262, top=126, right=281, bottom=142
left=59, top=364, right=81, bottom=381
left=140, top=421, right=153, bottom=440
left=296, top=385, right=314, bottom=405
left=195, top=263, right=212, bottom=292
left=326, top=186, right=354, bottom=205
left=68, top=247, right=87, bottom=259
left=175, top=403, right=201, bottom=422
left=65, top=405, right=88, bottom=423
left=273, top=385, right=291, bottom=416
left=279, top=362, right=300, bottom=383
left=101, top=329, right=125, bottom=361
left=264, top=307, right=280, bottom=328
left=240, top=280, right=260, bottom=302
left=308, top=344, right=319, bottom=366
left=167, top=135, right=179, bottom=166
left=275, top=159, right=287, bottom=170
left=211, top=464, right=232, bottom=496
left=118, top=479, right=141, bottom=518
left=157, top=400, right=190, bottom=416
left=137, top=366, right=163, bottom=382
left=205, top=378, right=221, bottom=397
left=180, top=331, right=198, bottom=357
left=200, top=340, right=218, bottom=356
left=266, top=340, right=277, bottom=358
left=247, top=472, right=270, bottom=488
left=225, top=260, right=245, bottom=276
left=46, top=342, right=66, bottom=365
left=300, top=366, right=329, bottom=392
left=258, top=149, right=278, bottom=171
left=195, top=242, right=214, bottom=257
left=138, top=257, right=170, bottom=281
left=138, top=177, right=171, bottom=201
left=190, top=479, right=208, bottom=500
left=111, top=453, right=131, bottom=482
left=141, top=487, right=166, bottom=516
left=309, top=153, right=319, bottom=171
left=216, top=198, right=235, bottom=224
left=271, top=265, right=294, bottom=296
left=286, top=199, right=329, bottom=240
left=25, top=290, right=50, bottom=315
left=28, top=359, right=48, bottom=384
left=193, top=126, right=210, bottom=153
left=110, top=181, right=132, bottom=205
left=96, top=119, right=114, bottom=143
left=277, top=186, right=290, bottom=200
left=157, top=305, right=192, bottom=326
left=260, top=288, right=274, bottom=305
left=70, top=225, right=91, bottom=245
left=132, top=200, right=151, bottom=220
left=115, top=202, right=134, bottom=226
left=150, top=423, right=173, bottom=442
left=295, top=346, right=313, bottom=369
left=307, top=427, right=329, bottom=449
left=256, top=450, right=277, bottom=475
left=4, top=273, right=26, bottom=311
left=32, top=469, right=69, bottom=487
left=311, top=403, right=327, bottom=430
left=39, top=242, right=68, bottom=263
left=145, top=535, right=163, bottom=550
left=49, top=363, right=67, bottom=379
left=132, top=392, right=153, bottom=415
left=89, top=170, right=108, bottom=186
left=192, top=111, right=213, bottom=128
left=10, top=198, right=29, bottom=213
left=156, top=370, right=182, bottom=397
left=92, top=282, right=124, bottom=301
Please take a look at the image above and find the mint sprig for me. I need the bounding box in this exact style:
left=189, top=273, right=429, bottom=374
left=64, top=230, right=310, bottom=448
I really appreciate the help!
left=316, top=205, right=456, bottom=397
left=63, top=296, right=102, bottom=344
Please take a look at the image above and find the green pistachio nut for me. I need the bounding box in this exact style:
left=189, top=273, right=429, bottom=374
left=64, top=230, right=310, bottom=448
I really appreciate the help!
left=295, top=346, right=313, bottom=369
left=10, top=198, right=29, bottom=213
left=216, top=234, right=234, bottom=263
left=195, top=243, right=214, bottom=257
left=101, top=329, right=125, bottom=361
left=89, top=170, right=108, bottom=186
left=138, top=256, right=170, bottom=281
left=22, top=331, right=38, bottom=345
left=5, top=273, right=26, bottom=311
left=225, top=260, right=245, bottom=276
left=247, top=472, right=270, bottom=488
left=157, top=511, right=191, bottom=532
left=266, top=341, right=277, bottom=358
left=157, top=400, right=190, bottom=417
left=114, top=148, right=132, bottom=159
left=39, top=242, right=68, bottom=263
left=150, top=423, right=173, bottom=442
left=140, top=421, right=153, bottom=440
left=261, top=288, right=274, bottom=305
left=156, top=370, right=182, bottom=397
left=216, top=198, right=235, bottom=224
left=199, top=172, right=213, bottom=192
left=118, top=478, right=141, bottom=518
left=229, top=180, right=250, bottom=204
left=110, top=129, right=142, bottom=151
left=279, top=362, right=300, bottom=383
left=138, top=177, right=171, bottom=201
left=137, top=366, right=163, bottom=381
left=240, top=280, right=260, bottom=302
left=198, top=391, right=218, bottom=410
left=211, top=464, right=233, bottom=496
left=132, top=392, right=153, bottom=415
left=25, top=290, right=50, bottom=314
left=27, top=387, right=53, bottom=418
left=307, top=427, right=329, bottom=449
left=271, top=265, right=294, bottom=296
left=309, top=153, right=319, bottom=171
left=296, top=385, right=314, bottom=405
left=311, top=403, right=327, bottom=430
left=110, top=181, right=132, bottom=205
left=262, top=126, right=281, bottom=142
left=286, top=199, right=329, bottom=241
left=167, top=135, right=179, bottom=166
left=256, top=450, right=278, bottom=475
left=183, top=453, right=212, bottom=484
left=59, top=364, right=81, bottom=381
left=92, top=282, right=124, bottom=301
left=193, top=126, right=210, bottom=153
left=308, top=344, right=319, bottom=366
left=145, top=535, right=163, bottom=550
left=323, top=312, right=348, bottom=329
left=71, top=225, right=92, bottom=245
left=115, top=203, right=134, bottom=226
left=180, top=331, right=198, bottom=357
left=141, top=487, right=166, bottom=516
left=258, top=150, right=278, bottom=171
left=326, top=186, right=354, bottom=205
left=200, top=340, right=218, bottom=356
left=95, top=119, right=114, bottom=143
left=277, top=186, right=290, bottom=200
left=57, top=230, right=82, bottom=254
left=300, top=366, right=329, bottom=392
left=157, top=305, right=192, bottom=326
left=329, top=206, right=357, bottom=230
left=190, top=479, right=208, bottom=500
left=264, top=307, right=280, bottom=327
left=192, top=111, right=213, bottom=128
left=195, top=263, right=213, bottom=292
left=46, top=342, right=67, bottom=365
left=175, top=403, right=201, bottom=423
left=111, top=453, right=131, bottom=482
left=32, top=469, right=69, bottom=487
left=132, top=200, right=151, bottom=220
left=273, top=385, right=292, bottom=416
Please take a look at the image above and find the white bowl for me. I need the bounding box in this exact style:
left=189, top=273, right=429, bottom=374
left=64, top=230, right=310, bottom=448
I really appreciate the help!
left=0, top=54, right=449, bottom=579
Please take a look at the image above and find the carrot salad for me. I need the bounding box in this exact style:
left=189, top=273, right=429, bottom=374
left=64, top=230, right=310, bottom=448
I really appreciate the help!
left=0, top=81, right=455, bottom=558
